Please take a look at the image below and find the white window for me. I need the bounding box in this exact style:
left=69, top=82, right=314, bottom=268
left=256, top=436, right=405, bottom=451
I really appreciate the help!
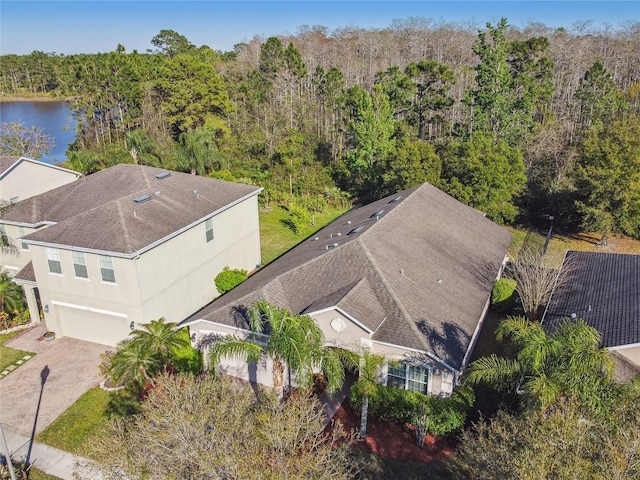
left=387, top=362, right=430, bottom=394
left=99, top=255, right=116, bottom=283
left=440, top=370, right=455, bottom=394
left=18, top=226, right=29, bottom=250
left=205, top=218, right=214, bottom=242
left=46, top=248, right=62, bottom=274
left=72, top=251, right=88, bottom=278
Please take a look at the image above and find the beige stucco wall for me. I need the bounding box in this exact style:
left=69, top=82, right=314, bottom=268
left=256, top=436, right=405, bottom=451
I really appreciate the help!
left=32, top=246, right=142, bottom=346
left=0, top=224, right=37, bottom=275
left=136, top=195, right=261, bottom=325
left=30, top=195, right=260, bottom=347
left=309, top=308, right=370, bottom=351
left=612, top=345, right=640, bottom=366
left=0, top=160, right=80, bottom=202
left=187, top=321, right=275, bottom=387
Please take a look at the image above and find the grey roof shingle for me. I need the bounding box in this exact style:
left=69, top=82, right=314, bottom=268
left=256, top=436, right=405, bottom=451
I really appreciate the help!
left=1, top=164, right=261, bottom=255
left=543, top=250, right=640, bottom=348
left=0, top=156, right=21, bottom=175
left=183, top=183, right=512, bottom=370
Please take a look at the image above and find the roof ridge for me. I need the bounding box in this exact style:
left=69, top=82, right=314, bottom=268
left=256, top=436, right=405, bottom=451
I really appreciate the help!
left=356, top=236, right=434, bottom=356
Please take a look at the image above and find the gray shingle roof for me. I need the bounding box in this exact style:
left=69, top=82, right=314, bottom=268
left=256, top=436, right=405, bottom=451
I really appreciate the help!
left=184, top=183, right=512, bottom=370
left=1, top=164, right=261, bottom=256
left=0, top=157, right=21, bottom=175
left=543, top=250, right=640, bottom=348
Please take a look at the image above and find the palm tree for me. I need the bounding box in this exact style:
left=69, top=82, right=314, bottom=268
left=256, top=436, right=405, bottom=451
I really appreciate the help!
left=128, top=318, right=191, bottom=366
left=465, top=316, right=614, bottom=411
left=108, top=318, right=191, bottom=389
left=108, top=339, right=159, bottom=389
left=351, top=349, right=385, bottom=437
left=209, top=301, right=346, bottom=395
left=0, top=270, right=25, bottom=314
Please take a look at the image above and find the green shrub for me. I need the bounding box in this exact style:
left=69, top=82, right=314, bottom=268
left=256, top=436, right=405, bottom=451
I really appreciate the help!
left=491, top=278, right=518, bottom=312
left=287, top=204, right=311, bottom=235
left=349, top=383, right=475, bottom=437
left=214, top=266, right=248, bottom=294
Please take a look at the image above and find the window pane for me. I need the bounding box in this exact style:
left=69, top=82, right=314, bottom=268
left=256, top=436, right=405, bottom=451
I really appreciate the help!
left=18, top=227, right=29, bottom=250
left=47, top=248, right=62, bottom=274
left=99, top=255, right=116, bottom=283
left=205, top=218, right=214, bottom=242
left=72, top=251, right=88, bottom=278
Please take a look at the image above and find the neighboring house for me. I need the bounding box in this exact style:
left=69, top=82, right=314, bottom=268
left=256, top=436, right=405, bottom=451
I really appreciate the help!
left=0, top=156, right=82, bottom=276
left=0, top=156, right=82, bottom=204
left=542, top=250, right=640, bottom=383
left=0, top=164, right=262, bottom=347
left=182, top=183, right=512, bottom=397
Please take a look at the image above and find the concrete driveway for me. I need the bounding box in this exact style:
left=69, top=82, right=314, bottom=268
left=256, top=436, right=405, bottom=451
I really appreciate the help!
left=0, top=323, right=108, bottom=436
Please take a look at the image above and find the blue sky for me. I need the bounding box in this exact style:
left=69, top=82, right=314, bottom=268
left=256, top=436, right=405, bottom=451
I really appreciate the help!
left=1, top=1, right=638, bottom=55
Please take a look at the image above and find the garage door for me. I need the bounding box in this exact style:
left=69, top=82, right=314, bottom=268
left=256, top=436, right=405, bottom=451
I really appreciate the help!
left=56, top=304, right=130, bottom=347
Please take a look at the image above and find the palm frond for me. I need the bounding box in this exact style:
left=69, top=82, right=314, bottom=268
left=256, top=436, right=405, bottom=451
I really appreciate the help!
left=209, top=335, right=263, bottom=366
left=465, top=355, right=522, bottom=391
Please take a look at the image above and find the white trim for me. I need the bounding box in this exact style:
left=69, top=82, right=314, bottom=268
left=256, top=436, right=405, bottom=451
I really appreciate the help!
left=51, top=300, right=128, bottom=318
left=180, top=318, right=269, bottom=340
left=22, top=188, right=263, bottom=259
left=371, top=339, right=459, bottom=373
left=608, top=342, right=640, bottom=351
left=306, top=306, right=374, bottom=333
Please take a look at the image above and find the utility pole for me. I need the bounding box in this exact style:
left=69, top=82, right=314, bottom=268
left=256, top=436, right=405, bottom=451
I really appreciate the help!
left=0, top=424, right=17, bottom=480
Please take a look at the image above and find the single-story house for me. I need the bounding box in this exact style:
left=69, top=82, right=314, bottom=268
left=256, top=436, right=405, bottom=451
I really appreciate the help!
left=0, top=164, right=262, bottom=346
left=182, top=182, right=512, bottom=397
left=542, top=250, right=640, bottom=382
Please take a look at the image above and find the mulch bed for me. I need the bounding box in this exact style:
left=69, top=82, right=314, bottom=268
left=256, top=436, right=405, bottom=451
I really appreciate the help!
left=327, top=399, right=457, bottom=464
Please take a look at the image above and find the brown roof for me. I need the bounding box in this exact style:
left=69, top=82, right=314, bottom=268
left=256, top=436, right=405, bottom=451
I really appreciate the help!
left=184, top=183, right=512, bottom=370
left=0, top=157, right=21, bottom=175
left=1, top=164, right=261, bottom=256
left=13, top=261, right=36, bottom=284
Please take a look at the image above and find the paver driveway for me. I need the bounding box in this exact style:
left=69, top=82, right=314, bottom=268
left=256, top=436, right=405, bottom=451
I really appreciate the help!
left=0, top=323, right=108, bottom=436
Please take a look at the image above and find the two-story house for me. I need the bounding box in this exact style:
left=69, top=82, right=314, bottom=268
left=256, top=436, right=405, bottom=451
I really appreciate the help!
left=1, top=164, right=262, bottom=346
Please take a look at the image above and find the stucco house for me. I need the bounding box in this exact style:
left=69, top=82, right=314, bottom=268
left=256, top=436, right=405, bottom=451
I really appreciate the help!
left=0, top=156, right=82, bottom=205
left=0, top=164, right=262, bottom=346
left=542, top=250, right=640, bottom=382
left=182, top=183, right=512, bottom=397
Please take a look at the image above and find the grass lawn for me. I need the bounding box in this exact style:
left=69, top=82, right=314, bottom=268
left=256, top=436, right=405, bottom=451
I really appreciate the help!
left=259, top=205, right=347, bottom=265
left=508, top=226, right=640, bottom=268
left=37, top=386, right=111, bottom=458
left=29, top=468, right=61, bottom=480
left=0, top=331, right=34, bottom=373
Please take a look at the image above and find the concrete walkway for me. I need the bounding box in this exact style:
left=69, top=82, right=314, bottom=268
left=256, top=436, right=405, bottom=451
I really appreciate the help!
left=1, top=427, right=102, bottom=479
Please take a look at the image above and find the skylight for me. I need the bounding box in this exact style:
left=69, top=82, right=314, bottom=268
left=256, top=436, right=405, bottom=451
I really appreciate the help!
left=133, top=194, right=152, bottom=204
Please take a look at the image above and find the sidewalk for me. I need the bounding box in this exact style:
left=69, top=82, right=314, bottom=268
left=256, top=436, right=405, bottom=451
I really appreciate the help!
left=1, top=427, right=103, bottom=480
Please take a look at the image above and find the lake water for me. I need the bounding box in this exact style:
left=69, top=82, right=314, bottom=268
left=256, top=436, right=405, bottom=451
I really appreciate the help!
left=0, top=101, right=77, bottom=164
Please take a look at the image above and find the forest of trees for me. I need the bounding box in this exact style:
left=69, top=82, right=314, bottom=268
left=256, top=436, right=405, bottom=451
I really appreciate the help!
left=1, top=18, right=638, bottom=240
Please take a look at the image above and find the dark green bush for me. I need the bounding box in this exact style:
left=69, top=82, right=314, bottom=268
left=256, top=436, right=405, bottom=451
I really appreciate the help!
left=214, top=266, right=248, bottom=295
left=349, top=383, right=475, bottom=436
left=491, top=278, right=518, bottom=312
